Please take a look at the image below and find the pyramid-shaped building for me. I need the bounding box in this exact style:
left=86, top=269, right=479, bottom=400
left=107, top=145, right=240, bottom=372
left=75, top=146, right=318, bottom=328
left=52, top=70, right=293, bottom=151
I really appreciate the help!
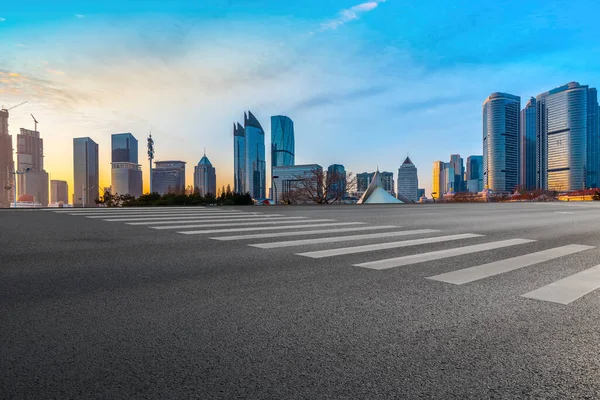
left=357, top=170, right=403, bottom=204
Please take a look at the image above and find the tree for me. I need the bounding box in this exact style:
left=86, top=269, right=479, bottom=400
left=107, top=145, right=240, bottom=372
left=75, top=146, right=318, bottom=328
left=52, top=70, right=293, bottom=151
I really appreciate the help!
left=288, top=168, right=356, bottom=204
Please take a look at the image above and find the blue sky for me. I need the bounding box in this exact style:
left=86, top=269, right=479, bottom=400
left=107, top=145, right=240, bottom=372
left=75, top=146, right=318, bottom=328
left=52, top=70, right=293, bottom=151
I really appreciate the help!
left=1, top=0, right=600, bottom=196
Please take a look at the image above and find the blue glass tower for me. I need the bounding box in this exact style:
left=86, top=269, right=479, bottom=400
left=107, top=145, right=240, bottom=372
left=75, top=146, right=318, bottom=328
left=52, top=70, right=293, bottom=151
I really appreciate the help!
left=111, top=133, right=138, bottom=163
left=520, top=97, right=537, bottom=190
left=271, top=115, right=295, bottom=169
left=483, top=92, right=521, bottom=193
left=244, top=111, right=266, bottom=199
left=587, top=88, right=599, bottom=188
left=233, top=123, right=245, bottom=193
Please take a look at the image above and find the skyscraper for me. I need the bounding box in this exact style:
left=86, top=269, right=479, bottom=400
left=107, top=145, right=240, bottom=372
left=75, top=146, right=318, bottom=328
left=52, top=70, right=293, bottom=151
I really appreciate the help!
left=587, top=88, right=599, bottom=189
left=51, top=180, right=69, bottom=204
left=152, top=161, right=186, bottom=195
left=449, top=154, right=465, bottom=192
left=520, top=97, right=537, bottom=190
left=0, top=108, right=14, bottom=207
left=271, top=115, right=295, bottom=168
left=357, top=172, right=374, bottom=193
left=233, top=122, right=245, bottom=193
left=111, top=133, right=142, bottom=197
left=244, top=111, right=266, bottom=199
left=466, top=155, right=484, bottom=193
left=327, top=164, right=346, bottom=199
left=194, top=153, right=216, bottom=195
left=380, top=171, right=395, bottom=196
left=483, top=92, right=521, bottom=193
left=432, top=161, right=444, bottom=199
left=17, top=128, right=49, bottom=206
left=397, top=157, right=418, bottom=202
left=73, top=137, right=99, bottom=207
left=536, top=82, right=589, bottom=191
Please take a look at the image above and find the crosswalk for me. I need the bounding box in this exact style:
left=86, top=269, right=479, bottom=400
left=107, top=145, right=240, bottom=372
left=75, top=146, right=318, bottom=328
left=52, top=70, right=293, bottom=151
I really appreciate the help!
left=53, top=207, right=600, bottom=306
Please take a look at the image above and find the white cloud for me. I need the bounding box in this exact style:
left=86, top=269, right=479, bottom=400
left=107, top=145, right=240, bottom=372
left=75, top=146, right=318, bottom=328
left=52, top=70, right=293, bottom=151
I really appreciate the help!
left=0, top=17, right=6, bottom=22
left=75, top=14, right=85, bottom=19
left=320, top=0, right=386, bottom=31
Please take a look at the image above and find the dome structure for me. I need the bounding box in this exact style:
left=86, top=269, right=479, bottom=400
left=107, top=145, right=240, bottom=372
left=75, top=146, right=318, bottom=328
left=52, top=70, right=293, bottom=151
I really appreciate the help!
left=17, top=194, right=34, bottom=202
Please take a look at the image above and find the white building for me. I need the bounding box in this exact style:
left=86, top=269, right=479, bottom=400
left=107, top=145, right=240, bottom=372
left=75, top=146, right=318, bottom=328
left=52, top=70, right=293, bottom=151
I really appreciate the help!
left=194, top=154, right=216, bottom=195
left=272, top=164, right=322, bottom=204
left=397, top=157, right=418, bottom=203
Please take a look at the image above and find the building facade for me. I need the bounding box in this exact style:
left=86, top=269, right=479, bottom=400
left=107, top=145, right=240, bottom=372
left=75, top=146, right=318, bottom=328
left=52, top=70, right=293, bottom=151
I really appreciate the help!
left=432, top=161, right=444, bottom=199
left=587, top=88, right=599, bottom=189
left=483, top=92, right=521, bottom=193
left=536, top=82, right=589, bottom=191
left=194, top=154, right=216, bottom=195
left=272, top=164, right=322, bottom=204
left=233, top=122, right=245, bottom=193
left=244, top=112, right=266, bottom=199
left=466, top=155, right=484, bottom=193
left=152, top=161, right=186, bottom=195
left=449, top=154, right=465, bottom=192
left=73, top=137, right=99, bottom=207
left=51, top=180, right=69, bottom=204
left=520, top=98, right=537, bottom=190
left=397, top=157, right=418, bottom=202
left=0, top=108, right=14, bottom=207
left=17, top=128, right=49, bottom=206
left=111, top=133, right=142, bottom=197
left=271, top=115, right=295, bottom=168
left=327, top=164, right=346, bottom=199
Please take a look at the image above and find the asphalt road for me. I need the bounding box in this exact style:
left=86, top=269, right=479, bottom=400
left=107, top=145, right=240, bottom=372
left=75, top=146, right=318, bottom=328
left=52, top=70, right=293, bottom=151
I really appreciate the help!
left=3, top=202, right=600, bottom=399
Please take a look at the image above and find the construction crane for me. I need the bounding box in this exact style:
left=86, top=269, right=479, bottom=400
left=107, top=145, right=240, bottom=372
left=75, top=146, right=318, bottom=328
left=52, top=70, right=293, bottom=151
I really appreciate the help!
left=1, top=101, right=28, bottom=112
left=31, top=114, right=38, bottom=132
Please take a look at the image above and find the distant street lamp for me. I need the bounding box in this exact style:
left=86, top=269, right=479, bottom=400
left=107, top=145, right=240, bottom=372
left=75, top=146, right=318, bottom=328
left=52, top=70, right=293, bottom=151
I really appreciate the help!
left=272, top=175, right=279, bottom=205
left=11, top=167, right=31, bottom=208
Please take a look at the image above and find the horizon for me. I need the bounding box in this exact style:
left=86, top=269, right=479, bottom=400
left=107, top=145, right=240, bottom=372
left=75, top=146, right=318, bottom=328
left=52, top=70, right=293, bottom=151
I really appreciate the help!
left=2, top=0, right=600, bottom=201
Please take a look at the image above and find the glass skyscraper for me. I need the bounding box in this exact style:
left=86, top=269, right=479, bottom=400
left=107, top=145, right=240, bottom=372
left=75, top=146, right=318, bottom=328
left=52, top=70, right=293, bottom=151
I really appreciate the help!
left=449, top=154, right=465, bottom=192
left=520, top=97, right=537, bottom=190
left=327, top=164, right=346, bottom=199
left=152, top=161, right=186, bottom=195
left=536, top=82, right=588, bottom=191
left=244, top=111, right=266, bottom=199
left=587, top=88, right=599, bottom=188
left=111, top=133, right=142, bottom=198
left=111, top=133, right=138, bottom=163
left=73, top=137, right=99, bottom=206
left=271, top=115, right=295, bottom=168
left=194, top=154, right=217, bottom=195
left=233, top=122, right=245, bottom=193
left=466, top=155, right=483, bottom=193
left=483, top=92, right=521, bottom=193
left=397, top=157, right=418, bottom=202
left=432, top=161, right=444, bottom=199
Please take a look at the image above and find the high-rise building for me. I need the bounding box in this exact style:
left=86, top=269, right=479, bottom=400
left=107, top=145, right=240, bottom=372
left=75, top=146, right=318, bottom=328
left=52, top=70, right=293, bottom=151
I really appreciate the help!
left=520, top=98, right=537, bottom=190
left=244, top=111, right=266, bottom=199
left=272, top=164, right=322, bottom=204
left=17, top=128, right=49, bottom=206
left=73, top=137, right=99, bottom=207
left=111, top=133, right=142, bottom=197
left=466, top=155, right=484, bottom=193
left=380, top=171, right=395, bottom=196
left=357, top=172, right=374, bottom=193
left=51, top=180, right=69, bottom=204
left=194, top=153, right=216, bottom=195
left=417, top=188, right=425, bottom=199
left=442, top=163, right=455, bottom=193
left=357, top=171, right=394, bottom=196
left=327, top=164, right=346, bottom=199
left=0, top=108, right=14, bottom=207
left=233, top=122, right=245, bottom=193
left=587, top=88, right=599, bottom=189
left=536, top=82, right=590, bottom=191
left=432, top=161, right=444, bottom=199
left=271, top=115, right=295, bottom=168
left=152, top=161, right=186, bottom=195
left=397, top=157, right=418, bottom=202
left=483, top=92, right=521, bottom=193
left=449, top=154, right=465, bottom=192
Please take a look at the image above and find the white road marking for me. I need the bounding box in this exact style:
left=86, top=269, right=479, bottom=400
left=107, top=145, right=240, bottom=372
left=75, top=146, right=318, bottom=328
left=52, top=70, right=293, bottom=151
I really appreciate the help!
left=251, top=229, right=441, bottom=249
left=521, top=263, right=600, bottom=305
left=210, top=226, right=401, bottom=241
left=555, top=211, right=575, bottom=214
left=177, top=222, right=364, bottom=234
left=428, top=244, right=594, bottom=285
left=128, top=216, right=307, bottom=226
left=154, top=219, right=338, bottom=230
left=354, top=238, right=535, bottom=270
left=297, top=233, right=483, bottom=259
left=87, top=212, right=251, bottom=219
left=103, top=214, right=266, bottom=222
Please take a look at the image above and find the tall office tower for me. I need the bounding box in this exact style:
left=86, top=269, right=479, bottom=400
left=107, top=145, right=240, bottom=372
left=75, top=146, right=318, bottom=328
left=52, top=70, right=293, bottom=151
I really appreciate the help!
left=449, top=154, right=465, bottom=192
left=51, top=180, right=69, bottom=204
left=442, top=162, right=455, bottom=193
left=17, top=128, right=49, bottom=206
left=536, top=82, right=590, bottom=191
left=432, top=161, right=444, bottom=199
left=73, top=137, right=99, bottom=207
left=520, top=98, right=537, bottom=190
left=152, top=161, right=186, bottom=195
left=233, top=122, right=245, bottom=193
left=397, top=157, right=418, bottom=202
left=0, top=108, right=14, bottom=207
left=194, top=153, right=216, bottom=195
left=587, top=88, right=599, bottom=188
left=111, top=133, right=142, bottom=198
left=483, top=92, right=521, bottom=193
left=357, top=172, right=374, bottom=193
left=271, top=115, right=295, bottom=168
left=244, top=111, right=266, bottom=199
left=327, top=164, right=347, bottom=199
left=466, top=155, right=484, bottom=193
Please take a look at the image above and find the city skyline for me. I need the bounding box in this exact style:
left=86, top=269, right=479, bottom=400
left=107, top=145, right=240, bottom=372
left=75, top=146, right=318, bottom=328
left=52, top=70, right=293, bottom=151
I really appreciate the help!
left=2, top=2, right=600, bottom=201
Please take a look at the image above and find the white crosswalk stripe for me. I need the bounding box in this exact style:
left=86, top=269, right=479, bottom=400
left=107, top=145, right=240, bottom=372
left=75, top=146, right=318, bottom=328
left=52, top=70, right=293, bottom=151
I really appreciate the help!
left=129, top=216, right=306, bottom=226
left=251, top=229, right=441, bottom=249
left=354, top=239, right=535, bottom=270
left=521, top=264, right=600, bottom=305
left=103, top=215, right=262, bottom=222
left=153, top=219, right=337, bottom=230
left=427, top=245, right=593, bottom=285
left=297, top=233, right=484, bottom=259
left=84, top=212, right=247, bottom=218
left=210, top=225, right=401, bottom=241
left=177, top=222, right=365, bottom=235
